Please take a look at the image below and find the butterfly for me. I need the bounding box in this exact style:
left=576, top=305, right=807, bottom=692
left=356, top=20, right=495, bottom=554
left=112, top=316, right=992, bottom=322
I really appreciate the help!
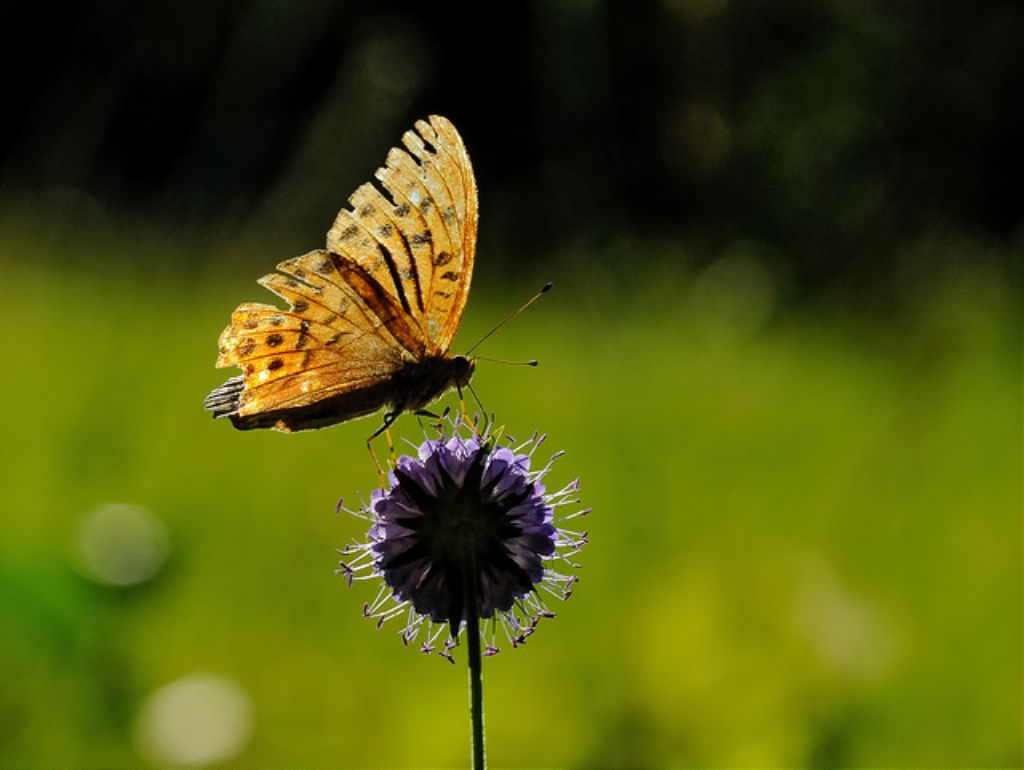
left=204, top=115, right=477, bottom=434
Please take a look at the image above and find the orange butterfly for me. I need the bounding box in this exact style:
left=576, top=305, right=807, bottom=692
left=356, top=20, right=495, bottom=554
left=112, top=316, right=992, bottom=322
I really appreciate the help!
left=204, top=115, right=477, bottom=434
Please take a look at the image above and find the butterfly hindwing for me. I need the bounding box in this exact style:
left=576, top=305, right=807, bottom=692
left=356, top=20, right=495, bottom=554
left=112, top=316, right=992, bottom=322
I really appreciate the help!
left=216, top=252, right=407, bottom=421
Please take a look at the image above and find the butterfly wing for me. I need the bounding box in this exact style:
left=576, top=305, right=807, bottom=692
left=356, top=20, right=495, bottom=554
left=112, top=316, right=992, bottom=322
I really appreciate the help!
left=207, top=116, right=478, bottom=431
left=326, top=114, right=477, bottom=356
left=210, top=249, right=413, bottom=430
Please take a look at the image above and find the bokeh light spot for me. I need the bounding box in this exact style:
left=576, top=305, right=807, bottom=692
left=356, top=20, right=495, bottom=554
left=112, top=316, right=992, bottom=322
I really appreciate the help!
left=135, top=674, right=253, bottom=767
left=792, top=558, right=900, bottom=683
left=76, top=502, right=169, bottom=586
left=691, top=244, right=778, bottom=336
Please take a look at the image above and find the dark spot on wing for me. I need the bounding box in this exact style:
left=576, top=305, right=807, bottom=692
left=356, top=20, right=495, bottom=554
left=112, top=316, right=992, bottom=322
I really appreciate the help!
left=339, top=225, right=359, bottom=241
left=394, top=203, right=410, bottom=217
left=433, top=251, right=452, bottom=266
left=442, top=207, right=456, bottom=223
left=237, top=338, right=256, bottom=357
left=266, top=333, right=284, bottom=347
left=420, top=199, right=433, bottom=214
left=358, top=204, right=375, bottom=217
left=440, top=271, right=459, bottom=282
left=243, top=318, right=258, bottom=330
left=410, top=232, right=432, bottom=247
left=268, top=358, right=284, bottom=371
left=378, top=223, right=394, bottom=237
left=317, top=258, right=335, bottom=275
left=296, top=320, right=311, bottom=349
left=292, top=299, right=309, bottom=313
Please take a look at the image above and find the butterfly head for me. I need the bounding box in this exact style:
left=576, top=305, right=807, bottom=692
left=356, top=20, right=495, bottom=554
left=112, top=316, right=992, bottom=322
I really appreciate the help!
left=450, top=355, right=476, bottom=389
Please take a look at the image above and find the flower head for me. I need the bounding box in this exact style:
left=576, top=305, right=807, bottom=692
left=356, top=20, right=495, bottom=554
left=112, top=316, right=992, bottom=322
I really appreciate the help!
left=338, top=419, right=589, bottom=661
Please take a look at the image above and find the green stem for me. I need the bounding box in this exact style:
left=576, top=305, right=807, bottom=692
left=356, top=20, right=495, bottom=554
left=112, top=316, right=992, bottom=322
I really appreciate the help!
left=463, top=553, right=486, bottom=770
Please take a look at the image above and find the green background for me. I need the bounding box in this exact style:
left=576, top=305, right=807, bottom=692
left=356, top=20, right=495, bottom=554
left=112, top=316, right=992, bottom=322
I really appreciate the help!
left=1, top=215, right=1018, bottom=766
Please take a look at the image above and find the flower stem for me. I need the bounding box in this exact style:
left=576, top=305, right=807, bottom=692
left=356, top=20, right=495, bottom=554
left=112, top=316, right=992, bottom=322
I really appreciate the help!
left=463, top=551, right=486, bottom=769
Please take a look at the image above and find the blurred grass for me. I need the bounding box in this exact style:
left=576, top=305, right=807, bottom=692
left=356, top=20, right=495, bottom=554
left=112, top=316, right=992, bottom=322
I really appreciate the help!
left=0, top=216, right=1019, bottom=767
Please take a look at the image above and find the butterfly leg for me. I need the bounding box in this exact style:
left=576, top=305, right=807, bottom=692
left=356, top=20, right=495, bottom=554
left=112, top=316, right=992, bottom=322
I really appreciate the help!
left=367, top=410, right=401, bottom=484
left=414, top=407, right=449, bottom=437
left=456, top=384, right=491, bottom=436
left=455, top=385, right=474, bottom=434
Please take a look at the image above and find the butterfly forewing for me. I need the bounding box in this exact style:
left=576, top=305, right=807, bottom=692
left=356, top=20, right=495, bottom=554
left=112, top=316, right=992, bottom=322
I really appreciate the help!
left=268, top=250, right=423, bottom=355
left=207, top=115, right=477, bottom=432
left=415, top=116, right=478, bottom=353
left=326, top=184, right=424, bottom=325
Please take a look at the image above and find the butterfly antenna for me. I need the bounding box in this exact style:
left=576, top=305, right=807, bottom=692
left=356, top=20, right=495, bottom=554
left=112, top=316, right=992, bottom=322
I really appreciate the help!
left=474, top=356, right=538, bottom=367
left=465, top=282, right=552, bottom=356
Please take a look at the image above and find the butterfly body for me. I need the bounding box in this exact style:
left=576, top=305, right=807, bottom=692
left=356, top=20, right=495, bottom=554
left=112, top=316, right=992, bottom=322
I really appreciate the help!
left=205, top=116, right=478, bottom=433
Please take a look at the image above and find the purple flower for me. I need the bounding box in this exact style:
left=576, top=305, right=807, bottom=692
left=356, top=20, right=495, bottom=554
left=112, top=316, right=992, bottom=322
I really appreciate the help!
left=338, top=420, right=589, bottom=662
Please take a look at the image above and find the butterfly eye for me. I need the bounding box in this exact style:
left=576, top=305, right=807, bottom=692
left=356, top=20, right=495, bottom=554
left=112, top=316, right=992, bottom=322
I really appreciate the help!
left=452, top=355, right=474, bottom=382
